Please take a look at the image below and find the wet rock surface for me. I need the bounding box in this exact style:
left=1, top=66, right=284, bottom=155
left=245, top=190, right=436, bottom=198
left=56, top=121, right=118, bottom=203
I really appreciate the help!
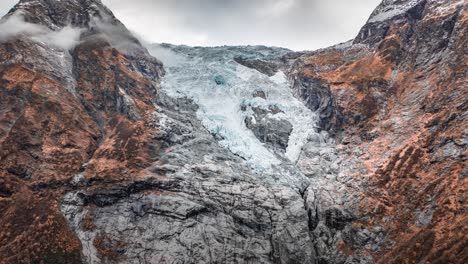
left=289, top=74, right=340, bottom=135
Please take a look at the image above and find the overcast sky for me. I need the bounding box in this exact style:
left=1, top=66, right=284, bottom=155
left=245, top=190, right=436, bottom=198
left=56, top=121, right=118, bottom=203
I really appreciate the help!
left=0, top=0, right=381, bottom=51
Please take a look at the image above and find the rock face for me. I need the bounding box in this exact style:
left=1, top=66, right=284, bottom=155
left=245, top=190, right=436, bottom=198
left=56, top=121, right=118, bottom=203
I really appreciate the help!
left=0, top=0, right=466, bottom=264
left=63, top=93, right=317, bottom=264
left=244, top=105, right=293, bottom=151
left=234, top=56, right=279, bottom=77
left=0, top=0, right=163, bottom=263
left=287, top=0, right=467, bottom=262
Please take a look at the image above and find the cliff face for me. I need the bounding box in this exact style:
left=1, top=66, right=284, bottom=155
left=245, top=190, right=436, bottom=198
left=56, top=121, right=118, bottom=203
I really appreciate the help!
left=0, top=0, right=164, bottom=262
left=0, top=0, right=466, bottom=263
left=288, top=0, right=467, bottom=262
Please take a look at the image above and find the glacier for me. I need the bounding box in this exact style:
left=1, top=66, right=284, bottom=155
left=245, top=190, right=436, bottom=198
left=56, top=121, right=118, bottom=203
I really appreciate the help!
left=147, top=44, right=322, bottom=173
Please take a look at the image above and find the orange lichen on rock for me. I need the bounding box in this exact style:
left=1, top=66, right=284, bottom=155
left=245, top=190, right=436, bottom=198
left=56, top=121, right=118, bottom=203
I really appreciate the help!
left=93, top=233, right=127, bottom=262
left=0, top=65, right=101, bottom=182
left=0, top=7, right=163, bottom=261
left=83, top=116, right=158, bottom=181
left=319, top=54, right=395, bottom=84
left=293, top=2, right=467, bottom=261
left=82, top=211, right=96, bottom=231
left=0, top=174, right=82, bottom=264
left=1, top=65, right=36, bottom=86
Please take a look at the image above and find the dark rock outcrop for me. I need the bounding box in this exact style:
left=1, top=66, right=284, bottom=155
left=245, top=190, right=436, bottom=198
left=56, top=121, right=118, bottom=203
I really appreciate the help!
left=234, top=56, right=279, bottom=76
left=244, top=106, right=293, bottom=151
left=289, top=73, right=341, bottom=135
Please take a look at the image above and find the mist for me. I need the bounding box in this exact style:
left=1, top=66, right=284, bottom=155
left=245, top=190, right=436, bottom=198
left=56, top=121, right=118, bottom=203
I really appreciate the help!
left=101, top=0, right=382, bottom=51
left=0, top=0, right=382, bottom=51
left=0, top=13, right=83, bottom=50
left=89, top=15, right=144, bottom=54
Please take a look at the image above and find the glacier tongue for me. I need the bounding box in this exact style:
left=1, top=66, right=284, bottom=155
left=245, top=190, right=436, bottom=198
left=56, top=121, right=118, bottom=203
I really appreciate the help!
left=148, top=44, right=319, bottom=172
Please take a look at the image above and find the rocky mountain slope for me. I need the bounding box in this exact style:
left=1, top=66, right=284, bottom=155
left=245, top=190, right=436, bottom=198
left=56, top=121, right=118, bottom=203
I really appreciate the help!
left=286, top=0, right=467, bottom=262
left=0, top=0, right=466, bottom=263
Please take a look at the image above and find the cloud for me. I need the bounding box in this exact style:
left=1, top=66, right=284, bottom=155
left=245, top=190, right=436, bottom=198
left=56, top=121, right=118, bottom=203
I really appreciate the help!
left=88, top=13, right=146, bottom=55
left=0, top=0, right=15, bottom=17
left=0, top=13, right=43, bottom=39
left=145, top=43, right=182, bottom=67
left=261, top=0, right=298, bottom=16
left=102, top=0, right=382, bottom=51
left=0, top=0, right=383, bottom=51
left=33, top=25, right=84, bottom=50
left=0, top=12, right=83, bottom=50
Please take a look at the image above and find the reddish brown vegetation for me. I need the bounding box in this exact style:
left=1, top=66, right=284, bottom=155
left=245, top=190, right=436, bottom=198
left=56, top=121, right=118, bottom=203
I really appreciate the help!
left=93, top=233, right=127, bottom=261
left=0, top=174, right=81, bottom=264
left=0, top=33, right=162, bottom=263
left=296, top=5, right=467, bottom=263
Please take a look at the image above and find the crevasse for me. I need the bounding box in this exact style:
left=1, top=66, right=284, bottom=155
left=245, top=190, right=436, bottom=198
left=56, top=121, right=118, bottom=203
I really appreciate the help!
left=148, top=44, right=320, bottom=172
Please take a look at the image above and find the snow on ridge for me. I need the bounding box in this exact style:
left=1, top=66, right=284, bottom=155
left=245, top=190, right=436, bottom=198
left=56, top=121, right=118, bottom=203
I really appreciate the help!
left=368, top=0, right=422, bottom=23
left=368, top=0, right=464, bottom=23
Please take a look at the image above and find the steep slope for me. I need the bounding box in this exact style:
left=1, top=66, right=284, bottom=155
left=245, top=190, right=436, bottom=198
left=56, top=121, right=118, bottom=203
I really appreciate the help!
left=0, top=0, right=356, bottom=263
left=286, top=0, right=467, bottom=262
left=143, top=44, right=366, bottom=263
left=0, top=0, right=466, bottom=263
left=0, top=0, right=369, bottom=263
left=0, top=0, right=164, bottom=262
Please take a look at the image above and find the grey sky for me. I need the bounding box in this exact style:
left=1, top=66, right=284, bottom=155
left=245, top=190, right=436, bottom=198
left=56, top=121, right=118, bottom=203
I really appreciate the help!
left=0, top=0, right=382, bottom=51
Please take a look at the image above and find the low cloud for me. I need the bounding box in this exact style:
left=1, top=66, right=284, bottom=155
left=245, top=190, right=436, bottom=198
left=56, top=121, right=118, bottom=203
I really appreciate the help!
left=85, top=12, right=148, bottom=55
left=90, top=15, right=142, bottom=54
left=0, top=12, right=83, bottom=50
left=145, top=43, right=183, bottom=67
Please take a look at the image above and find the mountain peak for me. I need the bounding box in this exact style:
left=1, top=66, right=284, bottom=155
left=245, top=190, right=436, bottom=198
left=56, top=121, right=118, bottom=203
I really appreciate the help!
left=7, top=0, right=116, bottom=30
left=354, top=0, right=464, bottom=46
left=1, top=0, right=145, bottom=54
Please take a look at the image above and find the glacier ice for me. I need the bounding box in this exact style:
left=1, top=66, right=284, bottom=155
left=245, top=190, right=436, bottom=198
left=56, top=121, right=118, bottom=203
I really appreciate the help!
left=148, top=44, right=321, bottom=174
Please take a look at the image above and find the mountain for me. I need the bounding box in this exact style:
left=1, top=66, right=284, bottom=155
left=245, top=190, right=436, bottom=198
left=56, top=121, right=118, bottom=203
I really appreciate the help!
left=287, top=0, right=467, bottom=262
left=0, top=0, right=466, bottom=263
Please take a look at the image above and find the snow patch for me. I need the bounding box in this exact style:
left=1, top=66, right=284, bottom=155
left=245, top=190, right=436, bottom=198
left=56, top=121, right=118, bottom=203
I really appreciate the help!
left=368, top=0, right=421, bottom=23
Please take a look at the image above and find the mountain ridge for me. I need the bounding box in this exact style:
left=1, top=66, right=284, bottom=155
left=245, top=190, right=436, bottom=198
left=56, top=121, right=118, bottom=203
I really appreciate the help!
left=0, top=0, right=466, bottom=263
